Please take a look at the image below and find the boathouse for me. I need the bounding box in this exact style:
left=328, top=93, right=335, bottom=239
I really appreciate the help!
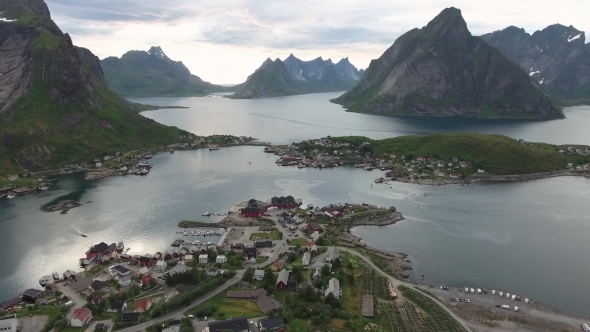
left=139, top=256, right=152, bottom=267
left=241, top=207, right=261, bottom=218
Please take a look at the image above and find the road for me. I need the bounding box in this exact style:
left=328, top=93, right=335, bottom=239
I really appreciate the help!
left=117, top=272, right=243, bottom=332
left=339, top=247, right=473, bottom=332
left=57, top=282, right=87, bottom=319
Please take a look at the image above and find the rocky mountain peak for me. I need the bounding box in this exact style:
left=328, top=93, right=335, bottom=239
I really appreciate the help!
left=147, top=46, right=169, bottom=59
left=0, top=0, right=51, bottom=18
left=424, top=7, right=470, bottom=42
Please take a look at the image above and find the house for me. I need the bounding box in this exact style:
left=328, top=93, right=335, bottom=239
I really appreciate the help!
left=276, top=269, right=289, bottom=290
left=70, top=308, right=93, bottom=327
left=44, top=283, right=57, bottom=294
left=326, top=247, right=340, bottom=262
left=89, top=280, right=107, bottom=293
left=198, top=254, right=208, bottom=264
left=325, top=278, right=340, bottom=299
left=0, top=315, right=19, bottom=332
left=206, top=268, right=219, bottom=277
left=118, top=275, right=132, bottom=286
left=270, top=261, right=282, bottom=271
left=302, top=252, right=311, bottom=266
left=140, top=275, right=153, bottom=286
left=309, top=245, right=318, bottom=255
left=134, top=298, right=152, bottom=312
left=155, top=261, right=167, bottom=271
left=255, top=240, right=273, bottom=248
left=121, top=312, right=141, bottom=323
left=311, top=231, right=321, bottom=242
left=254, top=270, right=265, bottom=281
left=70, top=277, right=94, bottom=292
left=91, top=296, right=102, bottom=307
left=307, top=222, right=324, bottom=233
left=205, top=317, right=249, bottom=332
left=163, top=319, right=181, bottom=332
left=139, top=256, right=153, bottom=267
left=112, top=265, right=131, bottom=276
left=108, top=301, right=127, bottom=313
left=312, top=269, right=321, bottom=280
left=184, top=254, right=193, bottom=262
left=22, top=289, right=45, bottom=301
left=168, top=263, right=187, bottom=275
left=231, top=243, right=244, bottom=250
left=259, top=226, right=273, bottom=232
left=241, top=207, right=261, bottom=218
left=94, top=323, right=108, bottom=331
left=243, top=247, right=257, bottom=258
left=137, top=266, right=150, bottom=276
left=0, top=298, right=21, bottom=311
left=63, top=270, right=77, bottom=281
left=260, top=317, right=285, bottom=331
left=216, top=255, right=227, bottom=264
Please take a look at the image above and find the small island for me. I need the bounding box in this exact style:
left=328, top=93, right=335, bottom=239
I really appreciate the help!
left=42, top=200, right=81, bottom=214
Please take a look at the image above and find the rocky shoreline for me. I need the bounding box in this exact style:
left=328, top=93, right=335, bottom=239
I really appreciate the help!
left=42, top=200, right=81, bottom=214
left=345, top=211, right=404, bottom=229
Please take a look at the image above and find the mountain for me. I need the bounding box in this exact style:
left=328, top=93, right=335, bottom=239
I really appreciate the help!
left=333, top=8, right=561, bottom=119
left=0, top=0, right=186, bottom=171
left=282, top=54, right=359, bottom=92
left=481, top=24, right=590, bottom=102
left=230, top=58, right=305, bottom=99
left=101, top=46, right=233, bottom=97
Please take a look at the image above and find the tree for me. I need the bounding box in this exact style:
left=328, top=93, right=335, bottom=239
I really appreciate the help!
left=242, top=268, right=254, bottom=282
left=149, top=278, right=159, bottom=287
left=311, top=316, right=321, bottom=325
left=324, top=292, right=340, bottom=309
left=52, top=318, right=67, bottom=331
left=315, top=237, right=326, bottom=246
left=333, top=258, right=342, bottom=269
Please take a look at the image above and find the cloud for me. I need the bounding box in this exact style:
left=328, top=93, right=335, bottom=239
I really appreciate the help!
left=44, top=0, right=590, bottom=84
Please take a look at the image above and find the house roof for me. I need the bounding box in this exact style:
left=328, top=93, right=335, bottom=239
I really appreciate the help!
left=109, top=301, right=126, bottom=311
left=276, top=269, right=289, bottom=285
left=121, top=311, right=141, bottom=323
left=272, top=261, right=282, bottom=267
left=134, top=298, right=151, bottom=310
left=90, top=280, right=106, bottom=291
left=139, top=256, right=151, bottom=263
left=242, top=207, right=259, bottom=213
left=169, top=319, right=181, bottom=327
left=175, top=284, right=190, bottom=295
left=93, top=242, right=108, bottom=252
left=207, top=267, right=218, bottom=273
left=243, top=247, right=256, bottom=253
left=255, top=240, right=272, bottom=247
left=95, top=323, right=107, bottom=330
left=307, top=222, right=323, bottom=231
left=112, top=265, right=130, bottom=274
left=138, top=267, right=149, bottom=274
left=73, top=307, right=92, bottom=322
left=260, top=317, right=285, bottom=330
left=0, top=297, right=21, bottom=309
left=22, top=289, right=44, bottom=298
left=119, top=275, right=131, bottom=283
left=207, top=317, right=249, bottom=332
left=254, top=269, right=265, bottom=277
left=63, top=270, right=76, bottom=278
left=141, top=275, right=152, bottom=284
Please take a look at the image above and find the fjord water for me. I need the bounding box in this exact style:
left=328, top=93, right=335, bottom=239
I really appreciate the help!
left=1, top=92, right=589, bottom=317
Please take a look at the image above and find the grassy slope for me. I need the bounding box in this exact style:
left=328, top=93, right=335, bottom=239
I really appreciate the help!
left=332, top=134, right=589, bottom=175
left=0, top=5, right=185, bottom=172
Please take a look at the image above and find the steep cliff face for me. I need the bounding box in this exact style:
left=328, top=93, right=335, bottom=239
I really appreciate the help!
left=481, top=24, right=590, bottom=101
left=101, top=46, right=230, bottom=97
left=333, top=8, right=561, bottom=119
left=0, top=0, right=184, bottom=171
left=230, top=58, right=305, bottom=99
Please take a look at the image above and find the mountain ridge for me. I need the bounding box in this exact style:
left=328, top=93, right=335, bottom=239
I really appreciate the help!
left=229, top=58, right=305, bottom=99
left=333, top=7, right=561, bottom=119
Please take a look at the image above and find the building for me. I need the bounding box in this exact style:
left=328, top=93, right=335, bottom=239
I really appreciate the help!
left=118, top=275, right=132, bottom=286
left=90, top=280, right=107, bottom=293
left=108, top=301, right=127, bottom=313
left=259, top=317, right=285, bottom=331
left=226, top=289, right=278, bottom=315
left=307, top=222, right=324, bottom=233
left=70, top=308, right=93, bottom=327
left=326, top=247, right=340, bottom=262
left=0, top=316, right=19, bottom=332
left=112, top=265, right=131, bottom=276
left=134, top=298, right=152, bottom=312
left=255, top=240, right=273, bottom=248
left=215, top=255, right=227, bottom=264
left=325, top=278, right=340, bottom=299
left=63, top=270, right=77, bottom=281
left=276, top=269, right=289, bottom=290
left=302, top=252, right=311, bottom=266
left=137, top=266, right=150, bottom=276
left=206, top=268, right=219, bottom=277
left=205, top=317, right=249, bottom=332
left=198, top=254, right=208, bottom=264
left=253, top=269, right=265, bottom=281
left=309, top=245, right=318, bottom=255
left=121, top=312, right=141, bottom=323
left=259, top=226, right=273, bottom=232
left=21, top=289, right=44, bottom=301
left=139, top=256, right=153, bottom=267
left=0, top=298, right=21, bottom=311
left=140, top=275, right=153, bottom=286
left=184, top=254, right=193, bottom=263
left=95, top=323, right=108, bottom=331
left=163, top=319, right=181, bottom=332
left=243, top=247, right=257, bottom=258
left=155, top=261, right=167, bottom=271
left=241, top=207, right=261, bottom=218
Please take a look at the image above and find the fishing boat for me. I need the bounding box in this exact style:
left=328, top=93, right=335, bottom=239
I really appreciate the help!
left=116, top=241, right=124, bottom=252
left=140, top=168, right=149, bottom=175
left=144, top=154, right=153, bottom=159
left=39, top=276, right=49, bottom=287
left=81, top=233, right=87, bottom=237
left=52, top=272, right=59, bottom=280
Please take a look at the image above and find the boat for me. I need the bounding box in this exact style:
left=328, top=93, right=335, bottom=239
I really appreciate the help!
left=140, top=169, right=149, bottom=175
left=202, top=212, right=211, bottom=217
left=364, top=166, right=374, bottom=171
left=81, top=233, right=87, bottom=237
left=354, top=164, right=365, bottom=168
left=209, top=144, right=219, bottom=151
left=207, top=241, right=212, bottom=245
left=6, top=194, right=15, bottom=199
left=52, top=272, right=59, bottom=280
left=39, top=276, right=49, bottom=287
left=183, top=231, right=188, bottom=236
left=298, top=164, right=304, bottom=169
left=138, top=162, right=152, bottom=169
left=38, top=185, right=49, bottom=191
left=169, top=149, right=174, bottom=154
left=196, top=231, right=201, bottom=236
left=374, top=178, right=384, bottom=183
left=116, top=241, right=124, bottom=252
left=144, top=154, right=153, bottom=159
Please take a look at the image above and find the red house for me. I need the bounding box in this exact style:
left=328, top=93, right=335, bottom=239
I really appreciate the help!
left=241, top=207, right=261, bottom=218
left=276, top=269, right=289, bottom=290
left=139, top=256, right=152, bottom=267
left=22, top=289, right=45, bottom=301
left=307, top=222, right=324, bottom=233
left=140, top=275, right=152, bottom=286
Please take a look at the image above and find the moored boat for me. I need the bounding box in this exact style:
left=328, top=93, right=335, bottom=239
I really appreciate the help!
left=116, top=241, right=124, bottom=252
left=81, top=233, right=87, bottom=237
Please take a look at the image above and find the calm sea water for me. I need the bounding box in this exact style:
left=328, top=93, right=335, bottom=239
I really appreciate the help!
left=1, top=93, right=590, bottom=317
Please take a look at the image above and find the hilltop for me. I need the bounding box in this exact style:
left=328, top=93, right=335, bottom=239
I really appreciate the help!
left=0, top=0, right=187, bottom=172
left=333, top=8, right=562, bottom=119
left=230, top=58, right=306, bottom=99
left=101, top=46, right=234, bottom=97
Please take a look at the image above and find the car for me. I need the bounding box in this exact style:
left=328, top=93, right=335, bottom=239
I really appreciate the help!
left=495, top=304, right=501, bottom=308
left=449, top=298, right=454, bottom=302
left=188, top=315, right=194, bottom=319
left=65, top=301, right=75, bottom=307
left=311, top=260, right=315, bottom=263
left=465, top=299, right=471, bottom=303
left=204, top=316, right=208, bottom=321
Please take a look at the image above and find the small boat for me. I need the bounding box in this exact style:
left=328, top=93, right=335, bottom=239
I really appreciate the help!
left=52, top=272, right=59, bottom=280
left=116, top=241, right=124, bottom=252
left=39, top=277, right=48, bottom=287
left=6, top=194, right=15, bottom=199
left=207, top=241, right=212, bottom=245
left=202, top=212, right=211, bottom=217
left=196, top=231, right=201, bottom=236
left=81, top=233, right=87, bottom=237
left=169, top=149, right=174, bottom=154
left=38, top=185, right=49, bottom=191
left=144, top=154, right=153, bottom=159
left=364, top=166, right=374, bottom=171
left=140, top=169, right=149, bottom=175
left=183, top=231, right=188, bottom=236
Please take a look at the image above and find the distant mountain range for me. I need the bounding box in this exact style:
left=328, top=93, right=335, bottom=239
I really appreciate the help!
left=231, top=54, right=364, bottom=99
left=0, top=0, right=186, bottom=171
left=101, top=47, right=233, bottom=97
left=480, top=25, right=590, bottom=103
left=333, top=7, right=562, bottom=119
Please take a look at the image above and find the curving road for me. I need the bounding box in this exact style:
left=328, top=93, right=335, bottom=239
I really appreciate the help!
left=339, top=247, right=473, bottom=332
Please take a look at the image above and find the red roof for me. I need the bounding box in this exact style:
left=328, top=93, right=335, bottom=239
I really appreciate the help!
left=141, top=275, right=152, bottom=284
left=306, top=242, right=313, bottom=248
left=134, top=298, right=151, bottom=310
left=73, top=307, right=92, bottom=322
left=272, top=261, right=282, bottom=267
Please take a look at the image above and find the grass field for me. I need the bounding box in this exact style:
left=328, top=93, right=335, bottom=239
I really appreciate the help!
left=185, top=290, right=262, bottom=320
left=288, top=238, right=308, bottom=246
left=249, top=233, right=271, bottom=240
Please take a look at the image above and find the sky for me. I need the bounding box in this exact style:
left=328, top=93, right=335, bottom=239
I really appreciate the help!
left=46, top=0, right=590, bottom=84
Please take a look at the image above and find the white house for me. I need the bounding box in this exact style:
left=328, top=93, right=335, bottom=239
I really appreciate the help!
left=302, top=252, right=311, bottom=266
left=325, top=278, right=340, bottom=299
left=477, top=168, right=485, bottom=173
left=95, top=162, right=102, bottom=168
left=198, top=254, right=208, bottom=264
left=0, top=316, right=19, bottom=332
left=70, top=308, right=93, bottom=327
left=311, top=231, right=321, bottom=242
left=216, top=255, right=227, bottom=264
left=155, top=261, right=167, bottom=271
left=206, top=268, right=219, bottom=277
left=184, top=254, right=193, bottom=262
left=326, top=247, right=339, bottom=262
left=118, top=275, right=132, bottom=286
left=254, top=269, right=265, bottom=281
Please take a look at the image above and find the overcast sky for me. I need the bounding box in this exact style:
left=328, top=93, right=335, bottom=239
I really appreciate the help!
left=46, top=0, right=589, bottom=84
